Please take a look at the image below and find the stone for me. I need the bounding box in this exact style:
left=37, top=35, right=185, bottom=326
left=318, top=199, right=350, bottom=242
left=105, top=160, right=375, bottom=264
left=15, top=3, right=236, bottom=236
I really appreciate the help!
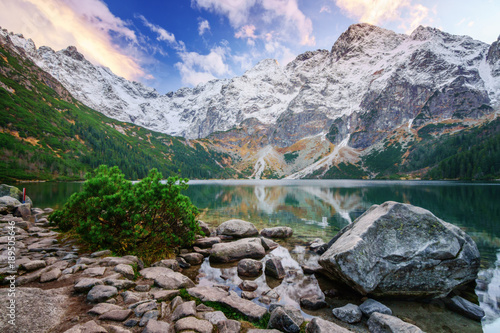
left=134, top=300, right=158, bottom=317
left=135, top=284, right=151, bottom=292
left=197, top=304, right=214, bottom=312
left=151, top=259, right=181, bottom=272
left=99, top=309, right=132, bottom=321
left=85, top=267, right=106, bottom=276
left=40, top=268, right=62, bottom=282
left=152, top=289, right=180, bottom=301
left=444, top=295, right=485, bottom=321
left=319, top=201, right=481, bottom=298
left=359, top=298, right=392, bottom=317
left=268, top=305, right=304, bottom=333
left=300, top=295, right=327, bottom=310
left=261, top=226, right=293, bottom=238
left=142, top=319, right=172, bottom=333
left=242, top=291, right=258, bottom=300
left=124, top=318, right=139, bottom=327
left=121, top=291, right=143, bottom=304
left=91, top=249, right=112, bottom=257
left=260, top=237, right=279, bottom=250
left=14, top=203, right=31, bottom=220
left=210, top=237, right=266, bottom=263
left=0, top=196, right=21, bottom=213
left=305, top=317, right=351, bottom=333
left=198, top=220, right=211, bottom=236
left=88, top=303, right=123, bottom=316
left=15, top=269, right=42, bottom=285
left=21, top=259, right=46, bottom=271
left=176, top=256, right=190, bottom=268
left=172, top=300, right=197, bottom=321
left=247, top=330, right=282, bottom=333
left=175, top=317, right=213, bottom=333
left=170, top=295, right=183, bottom=311
left=77, top=257, right=97, bottom=265
left=204, top=310, right=228, bottom=324
left=64, top=320, right=108, bottom=333
left=104, top=278, right=135, bottom=290
left=238, top=258, right=264, bottom=277
left=265, top=257, right=286, bottom=279
left=105, top=325, right=132, bottom=333
left=217, top=319, right=242, bottom=333
left=216, top=219, right=259, bottom=238
left=367, top=312, right=424, bottom=332
left=332, top=303, right=362, bottom=324
left=87, top=285, right=118, bottom=303
left=194, top=236, right=221, bottom=248
left=139, top=266, right=195, bottom=289
left=193, top=246, right=211, bottom=256
left=114, top=264, right=135, bottom=280
left=74, top=278, right=103, bottom=292
left=179, top=252, right=204, bottom=265
left=139, top=310, right=159, bottom=327
left=101, top=257, right=135, bottom=267
left=239, top=280, right=259, bottom=291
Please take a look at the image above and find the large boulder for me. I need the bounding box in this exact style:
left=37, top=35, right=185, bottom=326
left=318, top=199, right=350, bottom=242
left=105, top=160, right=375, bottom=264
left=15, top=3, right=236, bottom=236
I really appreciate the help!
left=0, top=184, right=32, bottom=206
left=319, top=201, right=480, bottom=298
left=216, top=219, right=259, bottom=238
left=210, top=238, right=265, bottom=263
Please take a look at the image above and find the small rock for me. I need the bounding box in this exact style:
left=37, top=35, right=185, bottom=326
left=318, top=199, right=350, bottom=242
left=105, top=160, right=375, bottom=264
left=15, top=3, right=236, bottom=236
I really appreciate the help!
left=242, top=291, right=258, bottom=300
left=151, top=259, right=181, bottom=272
left=305, top=317, right=351, bottom=333
left=198, top=220, right=211, bottom=236
left=104, top=325, right=132, bottom=333
left=91, top=249, right=112, bottom=258
left=359, top=298, right=392, bottom=317
left=77, top=257, right=97, bottom=265
left=139, top=310, right=159, bottom=326
left=445, top=295, right=485, bottom=321
left=268, top=305, right=304, bottom=333
left=104, top=278, right=135, bottom=290
left=265, top=258, right=286, bottom=279
left=239, top=280, right=259, bottom=291
left=74, top=278, right=103, bottom=292
left=175, top=316, right=213, bottom=333
left=85, top=267, right=106, bottom=277
left=88, top=303, right=123, bottom=316
left=134, top=300, right=158, bottom=317
left=238, top=258, right=263, bottom=277
left=142, top=319, right=171, bottom=333
left=63, top=320, right=107, bottom=333
left=193, top=246, right=211, bottom=257
left=21, top=260, right=46, bottom=271
left=98, top=309, right=132, bottom=321
left=123, top=319, right=140, bottom=327
left=40, top=268, right=62, bottom=283
left=216, top=219, right=259, bottom=238
left=217, top=319, right=242, bottom=333
left=170, top=296, right=183, bottom=311
left=300, top=295, right=327, bottom=310
left=87, top=285, right=118, bottom=303
left=178, top=252, right=204, bottom=265
left=367, top=312, right=424, bottom=332
left=135, top=284, right=151, bottom=292
left=197, top=304, right=214, bottom=312
left=204, top=310, right=228, bottom=324
left=176, top=256, right=190, bottom=268
left=121, top=291, right=143, bottom=304
left=172, top=300, right=197, bottom=321
left=332, top=303, right=362, bottom=324
left=152, top=289, right=180, bottom=301
left=194, top=236, right=221, bottom=248
left=114, top=264, right=135, bottom=280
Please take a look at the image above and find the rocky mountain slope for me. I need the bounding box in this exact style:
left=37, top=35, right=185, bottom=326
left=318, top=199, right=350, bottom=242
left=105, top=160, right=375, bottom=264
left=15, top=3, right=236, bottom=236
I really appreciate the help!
left=2, top=24, right=500, bottom=179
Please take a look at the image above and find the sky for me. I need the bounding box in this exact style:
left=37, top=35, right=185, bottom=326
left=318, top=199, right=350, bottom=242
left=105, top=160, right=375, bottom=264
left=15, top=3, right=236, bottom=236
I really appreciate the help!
left=0, top=0, right=499, bottom=93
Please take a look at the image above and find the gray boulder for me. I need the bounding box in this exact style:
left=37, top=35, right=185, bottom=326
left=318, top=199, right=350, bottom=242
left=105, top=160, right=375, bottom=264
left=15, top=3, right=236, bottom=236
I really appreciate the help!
left=444, top=295, right=485, bottom=321
left=174, top=317, right=213, bottom=333
left=171, top=300, right=196, bottom=321
left=332, top=303, right=362, bottom=324
left=210, top=237, right=265, bottom=263
left=319, top=201, right=481, bottom=298
left=0, top=184, right=32, bottom=205
left=87, top=285, right=118, bottom=303
left=268, top=305, right=304, bottom=333
left=142, top=319, right=171, bottom=333
left=238, top=258, right=263, bottom=277
left=367, top=312, right=424, bottom=333
left=139, top=267, right=195, bottom=289
left=260, top=237, right=279, bottom=250
left=194, top=236, right=221, bottom=248
left=261, top=226, right=293, bottom=238
left=151, top=259, right=181, bottom=272
left=216, top=219, right=259, bottom=238
left=305, top=317, right=351, bottom=333
left=0, top=196, right=21, bottom=214
left=114, top=264, right=135, bottom=280
left=359, top=298, right=392, bottom=316
left=178, top=252, right=204, bottom=265
left=265, top=257, right=286, bottom=279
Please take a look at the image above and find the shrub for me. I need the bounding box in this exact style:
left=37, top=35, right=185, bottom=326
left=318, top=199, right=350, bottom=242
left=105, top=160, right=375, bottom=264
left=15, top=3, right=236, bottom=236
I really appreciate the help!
left=49, top=165, right=200, bottom=263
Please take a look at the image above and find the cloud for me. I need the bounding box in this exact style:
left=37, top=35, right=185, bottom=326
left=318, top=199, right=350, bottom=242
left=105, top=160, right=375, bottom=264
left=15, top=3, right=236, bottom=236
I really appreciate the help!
left=0, top=0, right=147, bottom=80
left=192, top=0, right=315, bottom=46
left=137, top=14, right=186, bottom=52
left=198, top=18, right=211, bottom=35
left=175, top=46, right=231, bottom=86
left=320, top=6, right=331, bottom=13
left=334, top=0, right=430, bottom=33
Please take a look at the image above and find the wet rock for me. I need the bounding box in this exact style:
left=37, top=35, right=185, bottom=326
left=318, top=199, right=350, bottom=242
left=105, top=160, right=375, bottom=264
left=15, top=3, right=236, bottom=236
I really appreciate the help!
left=175, top=317, right=213, bottom=333
left=216, top=219, right=259, bottom=238
left=87, top=285, right=118, bottom=303
left=444, top=295, right=485, bottom=321
left=204, top=310, right=228, bottom=324
left=238, top=258, right=264, bottom=277
left=268, top=305, right=304, bottom=333
left=142, top=319, right=171, bottom=333
left=319, top=202, right=481, bottom=298
left=88, top=303, right=123, bottom=316
left=98, top=309, right=132, bottom=321
left=179, top=252, right=204, bottom=265
left=359, top=298, right=392, bottom=316
left=74, top=278, right=104, bottom=292
left=194, top=236, right=221, bottom=248
left=217, top=319, right=241, bottom=333
left=151, top=259, right=181, bottom=272
left=114, top=264, right=135, bottom=280
left=21, top=259, right=46, bottom=271
left=261, top=226, right=293, bottom=238
left=260, top=237, right=279, bottom=250
left=239, top=280, right=259, bottom=291
left=210, top=237, right=266, bottom=263
left=332, top=303, right=362, bottom=324
left=172, top=300, right=196, bottom=321
left=367, top=312, right=424, bottom=332
left=265, top=257, right=286, bottom=279
left=305, top=317, right=351, bottom=333
left=299, top=295, right=327, bottom=310
left=139, top=267, right=195, bottom=289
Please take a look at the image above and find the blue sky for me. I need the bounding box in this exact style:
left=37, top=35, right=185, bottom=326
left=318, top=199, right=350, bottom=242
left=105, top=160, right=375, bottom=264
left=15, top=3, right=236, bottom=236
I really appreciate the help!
left=1, top=0, right=499, bottom=93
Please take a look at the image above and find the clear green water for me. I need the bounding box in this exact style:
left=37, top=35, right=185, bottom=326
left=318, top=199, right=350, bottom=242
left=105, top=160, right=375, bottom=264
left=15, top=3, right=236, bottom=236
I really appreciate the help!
left=20, top=179, right=500, bottom=331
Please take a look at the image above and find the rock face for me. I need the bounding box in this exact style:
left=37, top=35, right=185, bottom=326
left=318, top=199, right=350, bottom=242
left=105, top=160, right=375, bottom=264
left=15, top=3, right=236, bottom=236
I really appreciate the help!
left=210, top=237, right=266, bottom=263
left=319, top=201, right=480, bottom=298
left=216, top=219, right=259, bottom=238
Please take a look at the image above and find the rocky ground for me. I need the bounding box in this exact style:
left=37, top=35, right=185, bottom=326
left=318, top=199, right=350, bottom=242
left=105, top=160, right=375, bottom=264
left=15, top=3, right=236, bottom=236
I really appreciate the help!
left=0, top=186, right=487, bottom=333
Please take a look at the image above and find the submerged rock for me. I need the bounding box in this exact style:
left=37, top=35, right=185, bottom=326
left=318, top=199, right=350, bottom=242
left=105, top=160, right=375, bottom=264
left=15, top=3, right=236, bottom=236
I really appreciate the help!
left=216, top=219, right=259, bottom=238
left=319, top=201, right=480, bottom=298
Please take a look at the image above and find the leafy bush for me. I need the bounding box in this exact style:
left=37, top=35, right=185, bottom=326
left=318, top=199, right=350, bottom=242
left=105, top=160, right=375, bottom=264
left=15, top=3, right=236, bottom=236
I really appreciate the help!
left=49, top=165, right=200, bottom=263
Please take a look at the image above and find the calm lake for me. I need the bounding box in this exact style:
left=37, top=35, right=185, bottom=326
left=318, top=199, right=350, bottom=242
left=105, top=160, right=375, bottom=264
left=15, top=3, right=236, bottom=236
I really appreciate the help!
left=21, top=179, right=500, bottom=332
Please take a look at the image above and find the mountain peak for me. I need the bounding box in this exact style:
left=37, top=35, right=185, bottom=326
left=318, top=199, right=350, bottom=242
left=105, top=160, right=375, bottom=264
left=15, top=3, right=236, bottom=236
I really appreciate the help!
left=410, top=25, right=442, bottom=41
left=61, top=46, right=85, bottom=61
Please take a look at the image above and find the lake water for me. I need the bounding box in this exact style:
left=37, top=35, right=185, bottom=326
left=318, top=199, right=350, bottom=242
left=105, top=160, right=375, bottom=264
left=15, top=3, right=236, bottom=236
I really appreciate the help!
left=21, top=179, right=500, bottom=332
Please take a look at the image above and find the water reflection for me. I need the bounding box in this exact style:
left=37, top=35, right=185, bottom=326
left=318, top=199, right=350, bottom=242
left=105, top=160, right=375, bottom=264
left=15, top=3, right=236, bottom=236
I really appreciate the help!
left=477, top=251, right=500, bottom=332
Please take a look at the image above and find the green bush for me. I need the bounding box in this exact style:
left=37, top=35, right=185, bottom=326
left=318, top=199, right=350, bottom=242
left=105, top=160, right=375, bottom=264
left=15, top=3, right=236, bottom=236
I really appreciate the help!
left=49, top=165, right=200, bottom=263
